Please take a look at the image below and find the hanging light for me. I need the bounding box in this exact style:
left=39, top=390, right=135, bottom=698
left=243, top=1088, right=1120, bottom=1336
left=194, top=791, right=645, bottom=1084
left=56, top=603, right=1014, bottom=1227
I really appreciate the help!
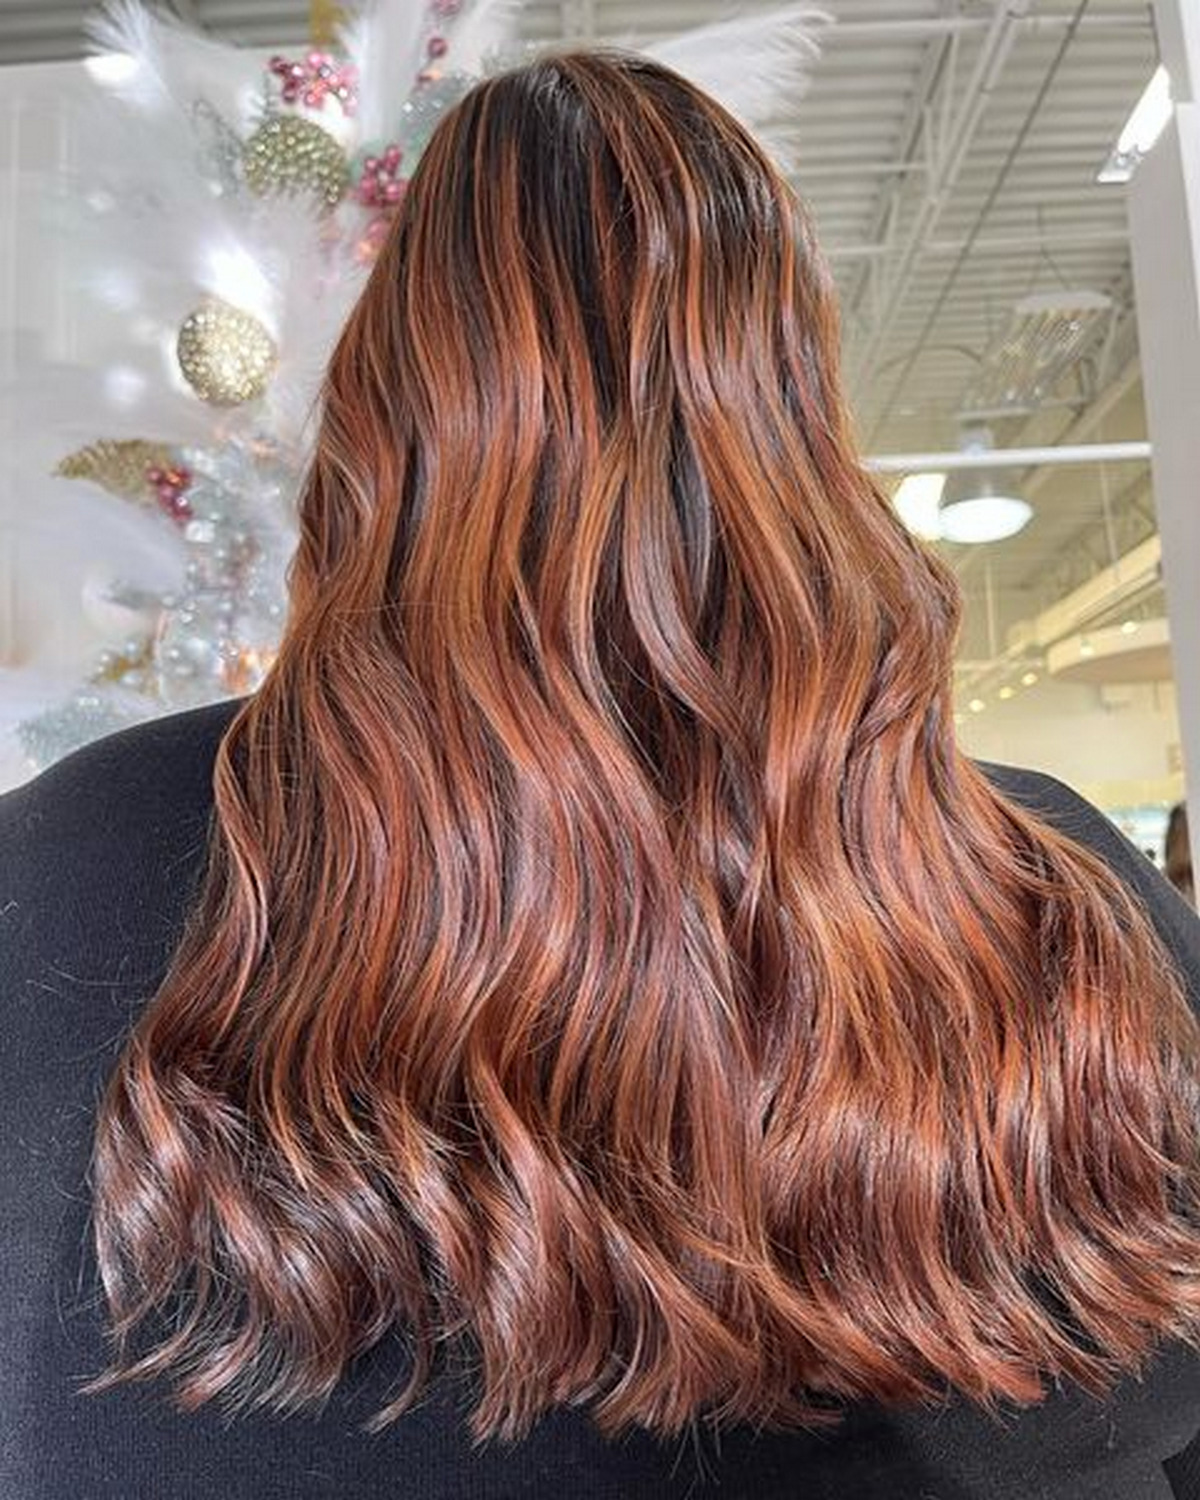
left=960, top=290, right=1112, bottom=418
left=891, top=472, right=946, bottom=539
left=937, top=428, right=1032, bottom=544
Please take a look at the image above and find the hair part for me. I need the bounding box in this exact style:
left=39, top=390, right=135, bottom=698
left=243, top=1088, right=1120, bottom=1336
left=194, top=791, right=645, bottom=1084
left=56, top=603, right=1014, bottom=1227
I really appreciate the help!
left=89, top=51, right=1200, bottom=1441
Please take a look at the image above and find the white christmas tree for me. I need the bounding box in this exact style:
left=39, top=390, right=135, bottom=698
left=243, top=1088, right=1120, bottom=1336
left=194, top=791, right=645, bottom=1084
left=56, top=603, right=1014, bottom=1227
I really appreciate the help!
left=10, top=0, right=827, bottom=773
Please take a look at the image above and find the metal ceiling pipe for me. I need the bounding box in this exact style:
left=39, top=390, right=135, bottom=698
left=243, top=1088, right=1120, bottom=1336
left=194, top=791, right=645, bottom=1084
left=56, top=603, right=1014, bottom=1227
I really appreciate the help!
left=1022, top=357, right=1144, bottom=501
left=867, top=440, right=1150, bottom=474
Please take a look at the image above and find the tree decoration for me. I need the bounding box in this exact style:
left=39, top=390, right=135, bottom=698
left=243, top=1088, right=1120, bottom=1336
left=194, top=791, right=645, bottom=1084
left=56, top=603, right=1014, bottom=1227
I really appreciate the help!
left=356, top=143, right=406, bottom=208
left=242, top=115, right=351, bottom=208
left=56, top=439, right=178, bottom=504
left=91, top=635, right=154, bottom=688
left=270, top=51, right=359, bottom=115
left=146, top=462, right=193, bottom=523
left=176, top=299, right=278, bottom=407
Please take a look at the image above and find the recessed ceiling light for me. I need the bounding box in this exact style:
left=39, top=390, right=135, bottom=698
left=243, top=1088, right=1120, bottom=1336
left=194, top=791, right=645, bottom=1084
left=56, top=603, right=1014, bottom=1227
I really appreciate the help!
left=968, top=698, right=986, bottom=714
left=1120, top=619, right=1138, bottom=635
left=998, top=685, right=1015, bottom=700
left=1020, top=670, right=1039, bottom=687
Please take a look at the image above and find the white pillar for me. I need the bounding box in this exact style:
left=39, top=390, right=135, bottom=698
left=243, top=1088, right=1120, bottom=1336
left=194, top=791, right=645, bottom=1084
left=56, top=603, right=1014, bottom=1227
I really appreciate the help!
left=1129, top=1, right=1200, bottom=879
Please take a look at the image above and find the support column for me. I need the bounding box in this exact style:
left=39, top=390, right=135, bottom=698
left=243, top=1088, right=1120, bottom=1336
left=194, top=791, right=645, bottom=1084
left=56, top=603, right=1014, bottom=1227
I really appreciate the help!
left=1129, top=0, right=1200, bottom=878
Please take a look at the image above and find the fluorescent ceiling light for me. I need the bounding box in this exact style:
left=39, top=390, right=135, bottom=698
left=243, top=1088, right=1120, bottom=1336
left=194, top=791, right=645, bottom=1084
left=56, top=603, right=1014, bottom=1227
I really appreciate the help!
left=1098, top=66, right=1172, bottom=183
left=961, top=290, right=1112, bottom=416
left=892, top=471, right=945, bottom=539
left=938, top=495, right=1032, bottom=544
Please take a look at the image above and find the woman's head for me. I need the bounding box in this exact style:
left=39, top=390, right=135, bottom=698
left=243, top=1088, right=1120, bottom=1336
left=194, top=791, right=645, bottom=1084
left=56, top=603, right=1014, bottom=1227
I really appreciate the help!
left=90, top=54, right=1200, bottom=1443
left=295, top=51, right=959, bottom=740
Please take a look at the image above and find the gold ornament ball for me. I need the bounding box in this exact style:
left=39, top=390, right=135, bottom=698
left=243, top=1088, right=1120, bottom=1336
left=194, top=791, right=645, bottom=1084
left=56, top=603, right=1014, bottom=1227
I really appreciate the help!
left=242, top=115, right=349, bottom=209
left=176, top=299, right=278, bottom=406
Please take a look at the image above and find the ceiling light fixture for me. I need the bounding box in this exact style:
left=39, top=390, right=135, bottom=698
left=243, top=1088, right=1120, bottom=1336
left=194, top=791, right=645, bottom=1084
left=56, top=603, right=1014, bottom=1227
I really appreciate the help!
left=892, top=472, right=946, bottom=540
left=937, top=428, right=1033, bottom=544
left=960, top=290, right=1113, bottom=418
left=1098, top=65, right=1172, bottom=183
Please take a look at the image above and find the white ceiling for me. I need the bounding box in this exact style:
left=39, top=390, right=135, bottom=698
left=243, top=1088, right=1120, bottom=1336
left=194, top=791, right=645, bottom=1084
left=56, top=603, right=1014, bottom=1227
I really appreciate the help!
left=0, top=0, right=1167, bottom=675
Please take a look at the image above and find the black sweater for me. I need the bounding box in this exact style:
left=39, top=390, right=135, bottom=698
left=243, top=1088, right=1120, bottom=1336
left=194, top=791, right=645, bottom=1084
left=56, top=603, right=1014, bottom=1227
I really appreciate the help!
left=3, top=699, right=1200, bottom=1500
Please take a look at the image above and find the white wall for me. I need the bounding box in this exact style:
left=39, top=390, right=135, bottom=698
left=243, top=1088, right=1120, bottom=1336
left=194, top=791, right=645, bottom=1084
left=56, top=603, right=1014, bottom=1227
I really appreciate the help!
left=956, top=675, right=1184, bottom=812
left=0, top=64, right=184, bottom=692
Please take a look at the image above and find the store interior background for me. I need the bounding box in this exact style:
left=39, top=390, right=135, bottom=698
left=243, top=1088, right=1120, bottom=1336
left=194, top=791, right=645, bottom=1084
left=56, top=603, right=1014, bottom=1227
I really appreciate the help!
left=0, top=0, right=1196, bottom=878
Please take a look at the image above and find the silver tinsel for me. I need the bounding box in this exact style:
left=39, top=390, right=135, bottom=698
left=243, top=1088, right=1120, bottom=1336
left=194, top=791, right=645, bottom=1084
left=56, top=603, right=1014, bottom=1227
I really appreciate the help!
left=18, top=440, right=296, bottom=770
left=16, top=690, right=156, bottom=769
left=395, top=74, right=473, bottom=162
left=153, top=443, right=293, bottom=708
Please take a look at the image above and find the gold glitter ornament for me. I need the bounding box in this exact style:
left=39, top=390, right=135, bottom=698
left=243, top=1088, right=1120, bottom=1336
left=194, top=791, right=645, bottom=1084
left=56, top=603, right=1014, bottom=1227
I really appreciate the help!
left=176, top=299, right=278, bottom=406
left=242, top=114, right=349, bottom=208
left=56, top=439, right=176, bottom=503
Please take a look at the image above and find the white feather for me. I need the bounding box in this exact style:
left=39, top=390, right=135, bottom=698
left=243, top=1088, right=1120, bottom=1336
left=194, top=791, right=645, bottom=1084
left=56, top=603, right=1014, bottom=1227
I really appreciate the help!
left=444, top=0, right=524, bottom=77
left=340, top=0, right=433, bottom=143
left=645, top=5, right=830, bottom=167
left=258, top=201, right=367, bottom=450
left=86, top=0, right=263, bottom=131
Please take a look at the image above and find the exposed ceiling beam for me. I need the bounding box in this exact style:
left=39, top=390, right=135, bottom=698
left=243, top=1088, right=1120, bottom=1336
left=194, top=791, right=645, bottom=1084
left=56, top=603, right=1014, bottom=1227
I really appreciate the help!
left=863, top=0, right=1093, bottom=444
left=848, top=0, right=1029, bottom=390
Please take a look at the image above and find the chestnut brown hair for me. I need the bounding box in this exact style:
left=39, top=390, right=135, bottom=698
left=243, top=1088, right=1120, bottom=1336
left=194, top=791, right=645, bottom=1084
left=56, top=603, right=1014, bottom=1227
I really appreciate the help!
left=90, top=52, right=1200, bottom=1441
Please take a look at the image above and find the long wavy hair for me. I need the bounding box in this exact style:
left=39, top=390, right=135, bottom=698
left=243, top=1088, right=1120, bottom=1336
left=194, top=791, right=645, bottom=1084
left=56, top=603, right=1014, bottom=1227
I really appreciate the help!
left=90, top=52, right=1200, bottom=1441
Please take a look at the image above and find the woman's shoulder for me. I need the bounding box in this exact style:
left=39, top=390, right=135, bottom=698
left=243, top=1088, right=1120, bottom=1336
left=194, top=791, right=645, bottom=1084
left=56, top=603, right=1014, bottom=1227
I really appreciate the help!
left=980, top=760, right=1200, bottom=999
left=0, top=698, right=239, bottom=1015
left=980, top=759, right=1133, bottom=846
left=1, top=697, right=240, bottom=849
